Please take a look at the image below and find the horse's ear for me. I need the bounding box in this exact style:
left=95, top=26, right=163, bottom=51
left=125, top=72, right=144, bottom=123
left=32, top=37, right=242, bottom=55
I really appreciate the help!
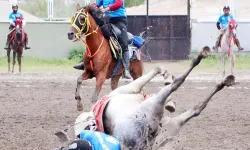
left=76, top=4, right=81, bottom=11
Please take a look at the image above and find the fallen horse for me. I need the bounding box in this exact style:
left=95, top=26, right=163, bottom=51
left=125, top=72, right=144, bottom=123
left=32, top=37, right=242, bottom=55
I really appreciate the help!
left=56, top=46, right=235, bottom=149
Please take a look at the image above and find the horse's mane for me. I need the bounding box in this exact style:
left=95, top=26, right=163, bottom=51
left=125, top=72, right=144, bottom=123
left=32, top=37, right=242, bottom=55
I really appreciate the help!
left=86, top=4, right=109, bottom=27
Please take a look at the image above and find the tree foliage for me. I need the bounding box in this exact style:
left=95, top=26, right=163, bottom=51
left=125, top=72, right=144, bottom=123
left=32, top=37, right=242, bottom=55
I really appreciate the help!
left=19, top=0, right=145, bottom=18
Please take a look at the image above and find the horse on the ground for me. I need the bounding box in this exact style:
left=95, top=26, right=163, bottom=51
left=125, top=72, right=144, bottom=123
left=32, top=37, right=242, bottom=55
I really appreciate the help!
left=67, top=4, right=143, bottom=111
left=7, top=17, right=25, bottom=73
left=219, top=19, right=238, bottom=78
left=56, top=46, right=235, bottom=149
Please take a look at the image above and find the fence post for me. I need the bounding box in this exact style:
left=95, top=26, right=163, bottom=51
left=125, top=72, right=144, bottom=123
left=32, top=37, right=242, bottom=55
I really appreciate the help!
left=187, top=0, right=191, bottom=56
left=48, top=0, right=54, bottom=21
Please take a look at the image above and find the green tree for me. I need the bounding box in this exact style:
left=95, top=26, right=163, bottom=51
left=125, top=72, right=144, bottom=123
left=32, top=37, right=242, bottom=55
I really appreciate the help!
left=19, top=0, right=48, bottom=18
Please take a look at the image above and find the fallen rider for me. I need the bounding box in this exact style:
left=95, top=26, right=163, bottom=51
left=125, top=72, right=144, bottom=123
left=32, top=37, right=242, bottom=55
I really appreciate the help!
left=54, top=130, right=121, bottom=150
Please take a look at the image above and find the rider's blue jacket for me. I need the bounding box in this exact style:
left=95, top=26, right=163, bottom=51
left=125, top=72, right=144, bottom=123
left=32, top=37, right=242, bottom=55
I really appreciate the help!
left=9, top=12, right=23, bottom=23
left=217, top=14, right=234, bottom=29
left=79, top=130, right=121, bottom=150
left=97, top=0, right=126, bottom=18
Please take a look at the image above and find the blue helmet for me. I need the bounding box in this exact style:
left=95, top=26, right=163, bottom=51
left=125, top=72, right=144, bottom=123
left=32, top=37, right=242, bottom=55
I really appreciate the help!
left=223, top=6, right=230, bottom=11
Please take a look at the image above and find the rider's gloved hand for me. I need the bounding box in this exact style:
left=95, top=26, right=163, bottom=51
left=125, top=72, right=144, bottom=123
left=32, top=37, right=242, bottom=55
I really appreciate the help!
left=9, top=20, right=15, bottom=26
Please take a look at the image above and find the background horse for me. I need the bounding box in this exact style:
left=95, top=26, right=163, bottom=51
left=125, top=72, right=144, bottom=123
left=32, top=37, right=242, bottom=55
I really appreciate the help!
left=220, top=19, right=238, bottom=78
left=7, top=17, right=25, bottom=73
left=68, top=4, right=143, bottom=111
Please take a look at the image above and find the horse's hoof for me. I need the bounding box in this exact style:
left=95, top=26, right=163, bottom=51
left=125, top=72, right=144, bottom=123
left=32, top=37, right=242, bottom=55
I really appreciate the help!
left=77, top=103, right=84, bottom=111
left=164, top=74, right=175, bottom=86
left=200, top=46, right=210, bottom=58
left=165, top=100, right=176, bottom=113
left=223, top=75, right=235, bottom=87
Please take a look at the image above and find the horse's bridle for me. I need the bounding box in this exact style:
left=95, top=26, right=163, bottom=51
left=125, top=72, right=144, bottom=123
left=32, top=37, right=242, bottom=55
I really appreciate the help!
left=70, top=8, right=104, bottom=72
left=70, top=8, right=98, bottom=39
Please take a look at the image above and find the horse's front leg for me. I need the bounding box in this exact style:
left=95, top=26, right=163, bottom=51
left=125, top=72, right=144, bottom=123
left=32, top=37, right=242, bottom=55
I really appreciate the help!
left=75, top=72, right=89, bottom=111
left=229, top=52, right=235, bottom=75
left=17, top=51, right=23, bottom=73
left=12, top=51, right=16, bottom=73
left=221, top=52, right=226, bottom=79
left=7, top=49, right=11, bottom=73
left=92, top=71, right=106, bottom=103
left=111, top=74, right=122, bottom=90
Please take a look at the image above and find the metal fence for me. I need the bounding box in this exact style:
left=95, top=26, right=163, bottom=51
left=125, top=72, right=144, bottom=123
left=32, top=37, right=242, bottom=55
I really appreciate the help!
left=128, top=15, right=190, bottom=60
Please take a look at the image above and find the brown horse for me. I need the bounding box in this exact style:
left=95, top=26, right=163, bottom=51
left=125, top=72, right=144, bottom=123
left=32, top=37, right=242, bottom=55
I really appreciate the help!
left=68, top=4, right=143, bottom=111
left=7, top=17, right=25, bottom=73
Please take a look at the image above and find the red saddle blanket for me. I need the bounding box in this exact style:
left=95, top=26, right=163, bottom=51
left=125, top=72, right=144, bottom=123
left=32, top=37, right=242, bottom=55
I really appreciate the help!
left=92, top=94, right=148, bottom=133
left=92, top=95, right=111, bottom=132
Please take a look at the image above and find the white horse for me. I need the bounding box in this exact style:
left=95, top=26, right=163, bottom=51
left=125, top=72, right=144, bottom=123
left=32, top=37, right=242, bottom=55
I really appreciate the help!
left=220, top=19, right=238, bottom=78
left=56, top=46, right=235, bottom=149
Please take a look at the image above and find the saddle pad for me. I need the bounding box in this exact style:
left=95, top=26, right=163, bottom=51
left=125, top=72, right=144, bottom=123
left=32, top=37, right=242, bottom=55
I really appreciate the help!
left=128, top=45, right=141, bottom=60
left=92, top=95, right=111, bottom=132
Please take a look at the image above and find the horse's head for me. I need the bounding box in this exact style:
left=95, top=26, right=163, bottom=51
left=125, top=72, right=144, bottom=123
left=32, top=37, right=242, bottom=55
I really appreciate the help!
left=68, top=4, right=106, bottom=41
left=228, top=19, right=237, bottom=36
left=15, top=17, right=23, bottom=33
left=14, top=17, right=23, bottom=43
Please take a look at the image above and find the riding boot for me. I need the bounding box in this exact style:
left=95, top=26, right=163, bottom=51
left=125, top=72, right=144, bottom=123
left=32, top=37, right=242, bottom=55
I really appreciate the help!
left=213, top=34, right=223, bottom=52
left=122, top=51, right=132, bottom=79
left=4, top=36, right=10, bottom=50
left=235, top=39, right=244, bottom=51
left=73, top=62, right=85, bottom=70
left=24, top=34, right=31, bottom=50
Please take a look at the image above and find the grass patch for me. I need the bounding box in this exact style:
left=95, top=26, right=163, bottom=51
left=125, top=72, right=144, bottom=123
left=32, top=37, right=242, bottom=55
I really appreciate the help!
left=0, top=57, right=79, bottom=72
left=183, top=53, right=250, bottom=70
left=125, top=0, right=144, bottom=7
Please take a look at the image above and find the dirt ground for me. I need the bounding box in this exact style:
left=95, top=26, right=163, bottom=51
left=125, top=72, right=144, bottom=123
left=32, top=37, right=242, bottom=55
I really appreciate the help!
left=0, top=67, right=250, bottom=150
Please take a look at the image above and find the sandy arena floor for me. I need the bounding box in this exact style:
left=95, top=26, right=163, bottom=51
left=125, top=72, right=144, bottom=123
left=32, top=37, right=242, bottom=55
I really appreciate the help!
left=0, top=70, right=249, bottom=150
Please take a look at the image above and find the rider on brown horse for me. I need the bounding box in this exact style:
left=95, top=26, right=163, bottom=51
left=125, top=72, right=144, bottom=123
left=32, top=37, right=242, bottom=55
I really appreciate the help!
left=4, top=4, right=30, bottom=50
left=74, top=0, right=132, bottom=79
left=213, top=6, right=243, bottom=52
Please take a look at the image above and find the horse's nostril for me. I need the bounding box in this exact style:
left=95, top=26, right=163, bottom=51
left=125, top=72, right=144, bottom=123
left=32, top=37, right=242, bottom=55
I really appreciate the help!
left=68, top=32, right=74, bottom=36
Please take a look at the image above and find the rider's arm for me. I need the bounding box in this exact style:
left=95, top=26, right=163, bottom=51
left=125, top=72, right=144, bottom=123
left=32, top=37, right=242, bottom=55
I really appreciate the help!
left=96, top=0, right=103, bottom=7
left=216, top=22, right=221, bottom=30
left=108, top=0, right=123, bottom=11
left=216, top=16, right=222, bottom=30
left=8, top=13, right=15, bottom=26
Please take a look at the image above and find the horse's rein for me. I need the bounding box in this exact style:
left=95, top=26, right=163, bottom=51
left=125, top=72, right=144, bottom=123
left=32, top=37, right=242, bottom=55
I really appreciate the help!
left=5, top=28, right=16, bottom=37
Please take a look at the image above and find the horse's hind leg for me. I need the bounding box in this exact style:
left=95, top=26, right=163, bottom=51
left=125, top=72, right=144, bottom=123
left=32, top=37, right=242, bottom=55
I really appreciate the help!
left=221, top=53, right=226, bottom=79
left=17, top=51, right=23, bottom=73
left=92, top=71, right=106, bottom=103
left=75, top=75, right=84, bottom=111
left=7, top=49, right=11, bottom=72
left=111, top=74, right=122, bottom=90
left=109, top=67, right=166, bottom=96
left=12, top=51, right=16, bottom=73
left=154, top=75, right=235, bottom=149
left=130, top=60, right=143, bottom=80
left=229, top=53, right=235, bottom=75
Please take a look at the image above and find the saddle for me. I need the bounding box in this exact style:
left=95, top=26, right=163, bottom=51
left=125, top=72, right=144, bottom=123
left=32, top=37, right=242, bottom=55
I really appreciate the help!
left=101, top=23, right=138, bottom=60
